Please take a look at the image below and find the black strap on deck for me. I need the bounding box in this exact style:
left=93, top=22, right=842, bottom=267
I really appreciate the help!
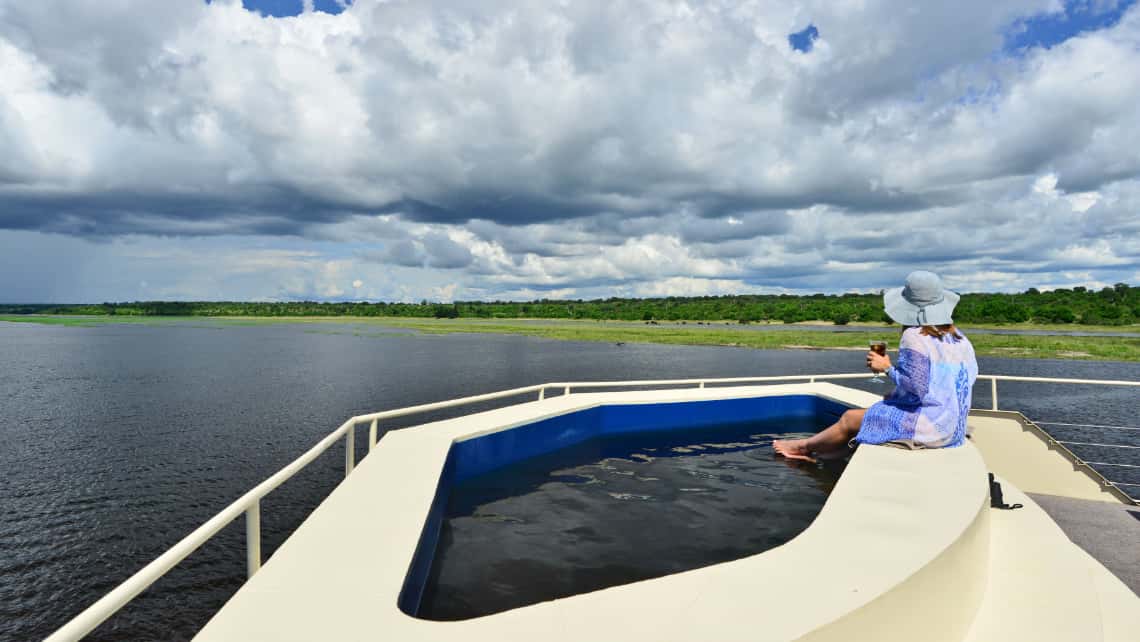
left=988, top=473, right=1024, bottom=510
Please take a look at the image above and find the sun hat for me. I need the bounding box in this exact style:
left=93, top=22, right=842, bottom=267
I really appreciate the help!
left=883, top=271, right=960, bottom=326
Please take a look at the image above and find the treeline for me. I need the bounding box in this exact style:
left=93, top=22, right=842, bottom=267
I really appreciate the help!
left=2, top=283, right=1136, bottom=325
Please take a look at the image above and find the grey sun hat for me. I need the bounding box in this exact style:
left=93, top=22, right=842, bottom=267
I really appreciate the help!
left=883, top=271, right=961, bottom=326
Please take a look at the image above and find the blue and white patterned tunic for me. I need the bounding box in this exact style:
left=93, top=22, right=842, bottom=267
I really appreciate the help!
left=856, top=327, right=979, bottom=448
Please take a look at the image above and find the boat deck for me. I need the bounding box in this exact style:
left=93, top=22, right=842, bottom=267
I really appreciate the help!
left=189, top=386, right=1138, bottom=641
left=43, top=375, right=1140, bottom=642
left=965, top=411, right=1139, bottom=599
left=1030, top=494, right=1140, bottom=596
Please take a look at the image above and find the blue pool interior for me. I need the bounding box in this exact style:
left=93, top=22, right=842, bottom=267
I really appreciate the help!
left=398, top=394, right=851, bottom=620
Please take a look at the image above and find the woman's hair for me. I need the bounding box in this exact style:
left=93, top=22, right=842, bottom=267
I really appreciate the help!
left=904, top=324, right=963, bottom=341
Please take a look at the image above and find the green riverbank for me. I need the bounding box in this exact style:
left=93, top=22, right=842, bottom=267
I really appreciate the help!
left=367, top=318, right=1140, bottom=362
left=4, top=315, right=1138, bottom=362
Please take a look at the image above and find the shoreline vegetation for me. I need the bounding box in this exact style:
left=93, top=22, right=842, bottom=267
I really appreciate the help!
left=1, top=284, right=1137, bottom=326
left=2, top=314, right=1138, bottom=362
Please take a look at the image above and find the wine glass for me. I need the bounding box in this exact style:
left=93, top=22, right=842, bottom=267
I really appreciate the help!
left=868, top=340, right=887, bottom=384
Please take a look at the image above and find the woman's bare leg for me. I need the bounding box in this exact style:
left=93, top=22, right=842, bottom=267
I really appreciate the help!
left=773, top=409, right=867, bottom=462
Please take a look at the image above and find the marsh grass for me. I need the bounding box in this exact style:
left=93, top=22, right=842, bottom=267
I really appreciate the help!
left=3, top=315, right=1137, bottom=361
left=375, top=318, right=1139, bottom=361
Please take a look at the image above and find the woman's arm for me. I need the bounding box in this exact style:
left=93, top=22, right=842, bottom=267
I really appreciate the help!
left=886, top=331, right=932, bottom=400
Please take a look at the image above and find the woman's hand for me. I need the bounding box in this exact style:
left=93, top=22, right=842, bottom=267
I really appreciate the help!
left=867, top=350, right=891, bottom=374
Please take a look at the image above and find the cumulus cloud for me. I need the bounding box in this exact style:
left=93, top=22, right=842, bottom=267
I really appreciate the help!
left=0, top=0, right=1137, bottom=301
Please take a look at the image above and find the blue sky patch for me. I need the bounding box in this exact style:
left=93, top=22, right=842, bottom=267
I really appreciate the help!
left=207, top=0, right=351, bottom=18
left=242, top=0, right=303, bottom=17
left=1004, top=0, right=1135, bottom=52
left=788, top=24, right=819, bottom=53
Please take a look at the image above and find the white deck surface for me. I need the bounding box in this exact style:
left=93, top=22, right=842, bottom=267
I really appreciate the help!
left=969, top=414, right=1123, bottom=503
left=1030, top=493, right=1140, bottom=595
left=194, top=384, right=1138, bottom=641
left=964, top=476, right=1140, bottom=642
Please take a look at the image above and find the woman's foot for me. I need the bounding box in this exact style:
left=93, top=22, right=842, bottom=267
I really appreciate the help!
left=773, top=438, right=816, bottom=463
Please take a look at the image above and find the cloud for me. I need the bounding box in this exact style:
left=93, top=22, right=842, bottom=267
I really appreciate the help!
left=0, top=1, right=1137, bottom=302
left=379, top=240, right=424, bottom=268
left=420, top=232, right=474, bottom=269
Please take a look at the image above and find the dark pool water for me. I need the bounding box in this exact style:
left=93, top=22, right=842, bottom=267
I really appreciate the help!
left=418, top=417, right=842, bottom=620
left=0, top=319, right=1137, bottom=640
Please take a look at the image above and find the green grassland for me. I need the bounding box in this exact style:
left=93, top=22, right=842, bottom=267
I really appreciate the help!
left=4, top=315, right=1137, bottom=362
left=0, top=315, right=160, bottom=326
left=362, top=318, right=1140, bottom=362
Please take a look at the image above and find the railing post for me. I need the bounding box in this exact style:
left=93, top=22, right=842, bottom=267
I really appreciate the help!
left=539, top=387, right=545, bottom=401
left=368, top=418, right=378, bottom=452
left=991, top=378, right=999, bottom=411
left=699, top=381, right=705, bottom=389
left=345, top=423, right=355, bottom=477
left=564, top=386, right=571, bottom=396
left=809, top=377, right=816, bottom=383
left=246, top=501, right=261, bottom=579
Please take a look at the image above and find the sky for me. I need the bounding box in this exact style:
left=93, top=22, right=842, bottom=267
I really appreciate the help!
left=1, top=1, right=1138, bottom=303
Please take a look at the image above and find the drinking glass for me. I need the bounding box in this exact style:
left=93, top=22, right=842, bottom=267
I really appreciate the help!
left=868, top=340, right=887, bottom=385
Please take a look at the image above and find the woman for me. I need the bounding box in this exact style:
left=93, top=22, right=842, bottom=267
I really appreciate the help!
left=774, top=271, right=978, bottom=462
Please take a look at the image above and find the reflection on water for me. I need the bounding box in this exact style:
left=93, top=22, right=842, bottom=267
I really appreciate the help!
left=418, top=417, right=844, bottom=620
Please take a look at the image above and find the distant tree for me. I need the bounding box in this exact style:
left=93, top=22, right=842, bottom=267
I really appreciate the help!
left=1038, top=305, right=1076, bottom=324
left=9, top=282, right=1135, bottom=325
left=433, top=304, right=459, bottom=319
left=778, top=305, right=800, bottom=324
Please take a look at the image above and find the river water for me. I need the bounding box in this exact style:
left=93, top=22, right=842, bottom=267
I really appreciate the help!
left=1, top=320, right=1137, bottom=640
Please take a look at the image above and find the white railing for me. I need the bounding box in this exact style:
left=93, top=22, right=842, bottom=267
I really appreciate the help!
left=978, top=374, right=1140, bottom=411
left=46, top=373, right=1139, bottom=641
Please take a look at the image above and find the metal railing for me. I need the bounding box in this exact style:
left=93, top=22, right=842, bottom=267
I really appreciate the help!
left=968, top=408, right=1140, bottom=505
left=45, top=383, right=551, bottom=642
left=977, top=376, right=1140, bottom=504
left=46, top=373, right=1139, bottom=641
left=979, top=374, right=1140, bottom=411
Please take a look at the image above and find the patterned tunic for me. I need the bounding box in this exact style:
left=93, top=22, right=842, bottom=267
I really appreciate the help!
left=856, top=327, right=979, bottom=448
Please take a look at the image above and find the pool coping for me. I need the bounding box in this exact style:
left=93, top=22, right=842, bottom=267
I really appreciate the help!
left=194, top=383, right=991, bottom=641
